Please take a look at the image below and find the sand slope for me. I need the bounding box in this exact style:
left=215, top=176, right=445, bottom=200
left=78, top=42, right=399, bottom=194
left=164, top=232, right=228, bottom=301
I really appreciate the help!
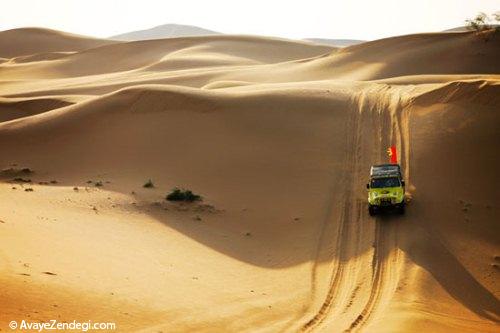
left=0, top=28, right=117, bottom=58
left=0, top=28, right=499, bottom=332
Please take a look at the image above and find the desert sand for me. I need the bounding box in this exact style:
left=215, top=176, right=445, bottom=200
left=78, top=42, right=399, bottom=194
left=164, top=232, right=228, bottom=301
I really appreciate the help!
left=0, top=27, right=499, bottom=332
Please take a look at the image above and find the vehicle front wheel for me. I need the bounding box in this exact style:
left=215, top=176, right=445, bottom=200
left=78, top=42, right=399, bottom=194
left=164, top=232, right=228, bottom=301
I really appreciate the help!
left=397, top=204, right=405, bottom=215
left=368, top=205, right=376, bottom=216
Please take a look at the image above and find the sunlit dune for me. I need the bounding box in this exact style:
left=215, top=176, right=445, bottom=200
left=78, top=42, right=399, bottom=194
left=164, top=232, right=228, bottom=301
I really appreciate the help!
left=0, top=27, right=499, bottom=332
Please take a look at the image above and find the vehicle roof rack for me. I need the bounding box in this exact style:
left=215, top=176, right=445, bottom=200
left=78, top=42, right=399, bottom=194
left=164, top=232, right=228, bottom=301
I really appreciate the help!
left=370, top=164, right=402, bottom=178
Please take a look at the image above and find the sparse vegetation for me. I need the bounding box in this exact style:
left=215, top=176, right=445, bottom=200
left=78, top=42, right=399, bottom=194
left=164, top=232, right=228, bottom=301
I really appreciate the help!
left=13, top=177, right=31, bottom=183
left=143, top=179, right=154, bottom=188
left=466, top=12, right=500, bottom=33
left=94, top=181, right=103, bottom=187
left=166, top=187, right=202, bottom=202
left=1, top=167, right=33, bottom=178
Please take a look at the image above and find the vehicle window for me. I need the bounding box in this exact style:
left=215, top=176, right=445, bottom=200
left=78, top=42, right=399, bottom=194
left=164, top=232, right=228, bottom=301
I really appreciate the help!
left=370, top=177, right=400, bottom=188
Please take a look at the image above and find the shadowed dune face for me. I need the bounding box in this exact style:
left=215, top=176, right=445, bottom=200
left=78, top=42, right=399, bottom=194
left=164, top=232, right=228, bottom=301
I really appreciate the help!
left=0, top=28, right=499, bottom=332
left=0, top=96, right=80, bottom=122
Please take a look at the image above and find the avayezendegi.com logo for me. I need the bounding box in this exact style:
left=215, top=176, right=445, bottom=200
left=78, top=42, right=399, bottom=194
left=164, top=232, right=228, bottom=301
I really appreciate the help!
left=8, top=319, right=116, bottom=331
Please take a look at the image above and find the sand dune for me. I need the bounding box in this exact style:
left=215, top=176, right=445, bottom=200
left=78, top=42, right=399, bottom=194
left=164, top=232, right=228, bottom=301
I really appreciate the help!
left=0, top=27, right=499, bottom=333
left=0, top=28, right=117, bottom=58
left=305, top=38, right=365, bottom=47
left=0, top=34, right=333, bottom=80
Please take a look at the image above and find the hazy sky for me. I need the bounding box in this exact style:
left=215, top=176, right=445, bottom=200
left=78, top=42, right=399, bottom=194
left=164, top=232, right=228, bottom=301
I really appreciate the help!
left=1, top=0, right=499, bottom=40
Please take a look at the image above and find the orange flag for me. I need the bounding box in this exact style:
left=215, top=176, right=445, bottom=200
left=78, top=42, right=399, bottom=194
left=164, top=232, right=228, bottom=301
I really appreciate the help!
left=387, top=146, right=398, bottom=164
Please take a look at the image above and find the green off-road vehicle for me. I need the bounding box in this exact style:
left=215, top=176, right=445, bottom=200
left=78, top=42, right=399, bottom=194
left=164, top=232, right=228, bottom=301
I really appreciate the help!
left=366, top=164, right=405, bottom=215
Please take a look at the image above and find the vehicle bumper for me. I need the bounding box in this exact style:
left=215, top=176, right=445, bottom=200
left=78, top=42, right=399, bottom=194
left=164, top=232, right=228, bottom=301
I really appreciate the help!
left=369, top=198, right=405, bottom=209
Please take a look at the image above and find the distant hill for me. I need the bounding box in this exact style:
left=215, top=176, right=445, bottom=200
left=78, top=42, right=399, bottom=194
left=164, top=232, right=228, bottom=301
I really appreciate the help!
left=444, top=26, right=471, bottom=32
left=444, top=25, right=499, bottom=32
left=304, top=38, right=365, bottom=47
left=110, top=24, right=220, bottom=41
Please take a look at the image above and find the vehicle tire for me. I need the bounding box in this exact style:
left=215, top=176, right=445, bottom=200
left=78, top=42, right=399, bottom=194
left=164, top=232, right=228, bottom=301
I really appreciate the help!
left=369, top=206, right=376, bottom=216
left=398, top=204, right=405, bottom=215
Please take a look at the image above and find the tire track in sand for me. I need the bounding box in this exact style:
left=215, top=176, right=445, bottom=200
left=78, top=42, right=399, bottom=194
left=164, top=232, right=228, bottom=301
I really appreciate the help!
left=300, top=93, right=364, bottom=332
left=300, top=84, right=411, bottom=333
left=344, top=86, right=411, bottom=333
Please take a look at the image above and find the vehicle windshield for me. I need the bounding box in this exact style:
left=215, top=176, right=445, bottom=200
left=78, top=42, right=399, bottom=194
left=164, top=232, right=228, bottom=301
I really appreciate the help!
left=370, top=177, right=400, bottom=188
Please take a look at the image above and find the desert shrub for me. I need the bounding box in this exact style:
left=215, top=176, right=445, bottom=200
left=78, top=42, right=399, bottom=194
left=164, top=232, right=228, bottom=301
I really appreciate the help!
left=166, top=187, right=202, bottom=202
left=13, top=177, right=31, bottom=183
left=466, top=12, right=500, bottom=32
left=466, top=12, right=490, bottom=31
left=94, top=181, right=103, bottom=187
left=143, top=179, right=154, bottom=188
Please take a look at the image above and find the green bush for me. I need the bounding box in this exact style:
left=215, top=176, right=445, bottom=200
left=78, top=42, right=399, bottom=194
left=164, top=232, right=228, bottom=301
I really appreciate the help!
left=166, top=187, right=202, bottom=202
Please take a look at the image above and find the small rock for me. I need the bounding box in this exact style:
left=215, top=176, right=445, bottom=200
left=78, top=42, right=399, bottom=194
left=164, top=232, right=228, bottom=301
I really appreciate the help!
left=42, top=271, right=57, bottom=276
left=25, top=188, right=34, bottom=192
left=245, top=232, right=252, bottom=237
